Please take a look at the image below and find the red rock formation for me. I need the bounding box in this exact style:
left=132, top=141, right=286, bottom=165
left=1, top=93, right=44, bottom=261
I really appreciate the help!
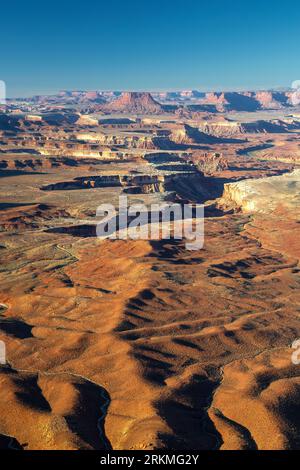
left=104, top=92, right=163, bottom=114
left=254, top=91, right=289, bottom=109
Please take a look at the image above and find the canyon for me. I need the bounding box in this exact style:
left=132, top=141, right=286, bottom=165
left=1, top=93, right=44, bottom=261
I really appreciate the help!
left=0, top=89, right=299, bottom=450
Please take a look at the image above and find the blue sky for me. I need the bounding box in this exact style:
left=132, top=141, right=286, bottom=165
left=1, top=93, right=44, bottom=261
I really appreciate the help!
left=1, top=0, right=300, bottom=96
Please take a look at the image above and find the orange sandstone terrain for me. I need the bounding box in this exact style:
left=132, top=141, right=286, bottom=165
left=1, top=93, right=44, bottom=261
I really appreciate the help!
left=0, top=96, right=300, bottom=450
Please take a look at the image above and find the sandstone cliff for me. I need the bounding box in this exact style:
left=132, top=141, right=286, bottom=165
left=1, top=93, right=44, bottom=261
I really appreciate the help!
left=220, top=170, right=300, bottom=213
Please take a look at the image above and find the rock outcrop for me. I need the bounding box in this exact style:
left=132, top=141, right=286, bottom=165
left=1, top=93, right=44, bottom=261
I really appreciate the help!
left=199, top=118, right=296, bottom=136
left=170, top=124, right=222, bottom=145
left=203, top=92, right=260, bottom=112
left=103, top=92, right=163, bottom=114
left=221, top=169, right=300, bottom=213
left=75, top=115, right=99, bottom=126
left=202, top=90, right=298, bottom=112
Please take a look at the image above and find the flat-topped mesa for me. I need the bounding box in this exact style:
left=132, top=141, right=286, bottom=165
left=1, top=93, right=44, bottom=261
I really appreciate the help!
left=170, top=124, right=218, bottom=144
left=75, top=115, right=99, bottom=126
left=199, top=117, right=297, bottom=136
left=203, top=92, right=260, bottom=112
left=75, top=133, right=157, bottom=150
left=220, top=169, right=300, bottom=213
left=103, top=91, right=164, bottom=114
left=169, top=123, right=241, bottom=145
left=202, top=90, right=297, bottom=112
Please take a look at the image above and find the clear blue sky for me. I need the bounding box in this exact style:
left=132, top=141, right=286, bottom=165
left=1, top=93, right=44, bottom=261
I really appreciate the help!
left=1, top=0, right=300, bottom=97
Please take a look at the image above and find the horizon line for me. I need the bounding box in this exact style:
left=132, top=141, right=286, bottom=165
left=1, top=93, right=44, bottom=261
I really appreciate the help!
left=6, top=84, right=293, bottom=100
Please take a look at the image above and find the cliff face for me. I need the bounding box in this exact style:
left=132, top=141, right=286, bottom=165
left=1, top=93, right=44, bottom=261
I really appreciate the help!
left=254, top=91, right=286, bottom=109
left=75, top=115, right=99, bottom=126
left=202, top=90, right=296, bottom=112
left=203, top=92, right=260, bottom=111
left=199, top=119, right=241, bottom=136
left=77, top=133, right=157, bottom=149
left=24, top=133, right=159, bottom=156
left=221, top=181, right=258, bottom=211
left=170, top=124, right=221, bottom=144
left=220, top=170, right=300, bottom=213
left=199, top=119, right=292, bottom=136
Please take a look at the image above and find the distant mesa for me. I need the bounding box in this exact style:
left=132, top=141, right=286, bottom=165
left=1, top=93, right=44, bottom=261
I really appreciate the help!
left=202, top=91, right=296, bottom=112
left=83, top=91, right=103, bottom=101
left=254, top=91, right=289, bottom=109
left=199, top=117, right=296, bottom=136
left=155, top=90, right=205, bottom=101
left=57, top=90, right=106, bottom=104
left=203, top=92, right=260, bottom=112
left=6, top=88, right=300, bottom=115
left=179, top=90, right=205, bottom=99
left=103, top=92, right=164, bottom=114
